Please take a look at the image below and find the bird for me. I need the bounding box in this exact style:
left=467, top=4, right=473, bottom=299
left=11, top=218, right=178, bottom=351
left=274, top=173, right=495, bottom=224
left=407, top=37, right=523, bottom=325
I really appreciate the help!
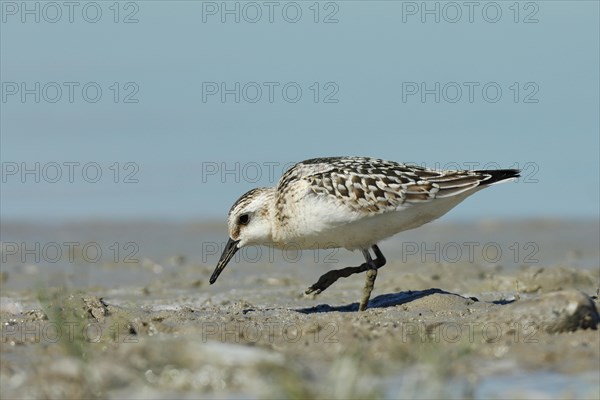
left=209, top=156, right=520, bottom=311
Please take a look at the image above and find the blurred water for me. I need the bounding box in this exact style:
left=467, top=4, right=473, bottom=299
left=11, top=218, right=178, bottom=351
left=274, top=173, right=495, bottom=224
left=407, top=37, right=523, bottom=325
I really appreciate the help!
left=2, top=2, right=599, bottom=221
left=1, top=219, right=598, bottom=292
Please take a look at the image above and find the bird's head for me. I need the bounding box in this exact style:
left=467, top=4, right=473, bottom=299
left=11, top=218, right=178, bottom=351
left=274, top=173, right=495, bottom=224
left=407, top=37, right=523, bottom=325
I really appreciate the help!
left=209, top=188, right=275, bottom=284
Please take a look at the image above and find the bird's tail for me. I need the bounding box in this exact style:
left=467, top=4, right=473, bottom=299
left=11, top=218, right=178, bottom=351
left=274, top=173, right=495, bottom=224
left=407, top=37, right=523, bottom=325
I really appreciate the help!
left=475, top=169, right=521, bottom=186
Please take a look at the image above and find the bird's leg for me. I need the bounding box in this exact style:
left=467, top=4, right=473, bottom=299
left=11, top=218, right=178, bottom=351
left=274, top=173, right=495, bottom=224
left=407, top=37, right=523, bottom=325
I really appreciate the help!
left=305, top=245, right=387, bottom=299
left=371, top=244, right=386, bottom=267
left=359, top=248, right=378, bottom=311
left=358, top=245, right=386, bottom=310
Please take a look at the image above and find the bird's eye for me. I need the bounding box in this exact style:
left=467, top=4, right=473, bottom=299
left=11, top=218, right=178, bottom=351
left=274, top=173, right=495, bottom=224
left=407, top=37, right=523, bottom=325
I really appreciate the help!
left=238, top=214, right=250, bottom=225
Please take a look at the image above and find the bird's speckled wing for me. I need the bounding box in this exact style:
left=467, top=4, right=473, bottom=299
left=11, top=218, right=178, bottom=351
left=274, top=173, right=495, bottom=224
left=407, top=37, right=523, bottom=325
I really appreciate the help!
left=277, top=156, right=496, bottom=215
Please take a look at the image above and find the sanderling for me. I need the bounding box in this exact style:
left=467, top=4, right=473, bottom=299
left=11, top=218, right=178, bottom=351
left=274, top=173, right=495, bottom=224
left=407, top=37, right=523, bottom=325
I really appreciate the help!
left=209, top=157, right=520, bottom=311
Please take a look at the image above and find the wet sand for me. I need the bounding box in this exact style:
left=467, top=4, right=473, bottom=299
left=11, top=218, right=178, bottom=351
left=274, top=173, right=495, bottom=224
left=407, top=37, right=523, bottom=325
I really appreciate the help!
left=1, top=219, right=599, bottom=399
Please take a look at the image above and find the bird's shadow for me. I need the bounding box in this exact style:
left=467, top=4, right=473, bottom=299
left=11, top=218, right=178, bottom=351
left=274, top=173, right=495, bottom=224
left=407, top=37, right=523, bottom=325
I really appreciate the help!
left=295, top=288, right=514, bottom=314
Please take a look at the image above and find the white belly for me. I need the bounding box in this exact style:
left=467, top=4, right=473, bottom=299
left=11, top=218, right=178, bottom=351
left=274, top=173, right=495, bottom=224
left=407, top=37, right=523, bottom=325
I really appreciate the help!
left=274, top=190, right=479, bottom=250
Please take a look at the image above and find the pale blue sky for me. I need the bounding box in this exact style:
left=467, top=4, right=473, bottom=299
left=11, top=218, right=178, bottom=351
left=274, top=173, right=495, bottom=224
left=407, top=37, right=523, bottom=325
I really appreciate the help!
left=1, top=1, right=599, bottom=221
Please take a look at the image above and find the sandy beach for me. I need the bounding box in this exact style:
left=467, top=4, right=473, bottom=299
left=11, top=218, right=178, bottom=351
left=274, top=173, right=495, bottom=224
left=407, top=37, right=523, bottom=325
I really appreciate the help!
left=1, top=219, right=599, bottom=399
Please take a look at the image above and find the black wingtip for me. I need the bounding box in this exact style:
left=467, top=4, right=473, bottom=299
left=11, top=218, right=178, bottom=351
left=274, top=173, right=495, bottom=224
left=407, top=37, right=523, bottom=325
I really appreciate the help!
left=475, top=169, right=521, bottom=185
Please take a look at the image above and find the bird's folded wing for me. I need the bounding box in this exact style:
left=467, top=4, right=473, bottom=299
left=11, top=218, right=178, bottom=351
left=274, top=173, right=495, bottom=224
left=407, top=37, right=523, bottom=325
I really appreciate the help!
left=278, top=158, right=490, bottom=215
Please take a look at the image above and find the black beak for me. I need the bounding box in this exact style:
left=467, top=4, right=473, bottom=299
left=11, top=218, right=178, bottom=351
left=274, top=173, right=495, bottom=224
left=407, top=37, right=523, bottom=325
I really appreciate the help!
left=209, top=238, right=240, bottom=284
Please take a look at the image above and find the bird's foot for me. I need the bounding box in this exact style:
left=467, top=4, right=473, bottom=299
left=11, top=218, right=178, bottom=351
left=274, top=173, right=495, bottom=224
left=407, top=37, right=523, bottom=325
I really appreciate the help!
left=305, top=265, right=368, bottom=296
left=305, top=269, right=343, bottom=296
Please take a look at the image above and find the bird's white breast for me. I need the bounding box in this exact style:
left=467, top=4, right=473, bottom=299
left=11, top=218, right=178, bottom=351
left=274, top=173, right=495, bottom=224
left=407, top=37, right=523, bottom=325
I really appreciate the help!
left=272, top=188, right=479, bottom=251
